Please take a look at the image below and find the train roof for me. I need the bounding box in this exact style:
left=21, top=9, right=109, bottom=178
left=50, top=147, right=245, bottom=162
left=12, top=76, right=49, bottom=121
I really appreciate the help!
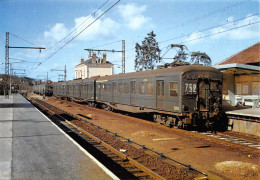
left=97, top=65, right=221, bottom=81
left=53, top=65, right=220, bottom=85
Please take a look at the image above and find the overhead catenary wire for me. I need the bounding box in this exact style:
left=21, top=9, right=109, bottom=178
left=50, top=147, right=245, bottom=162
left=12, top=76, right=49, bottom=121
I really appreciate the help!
left=159, top=13, right=260, bottom=44
left=41, top=0, right=121, bottom=65
left=90, top=40, right=122, bottom=49
left=26, top=0, right=121, bottom=77
left=47, top=0, right=112, bottom=51
left=180, top=21, right=260, bottom=44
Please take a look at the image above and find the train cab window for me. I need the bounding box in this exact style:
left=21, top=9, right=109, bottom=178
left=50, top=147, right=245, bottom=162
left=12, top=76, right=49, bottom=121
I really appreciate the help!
left=118, top=83, right=123, bottom=94
left=124, top=83, right=129, bottom=94
left=156, top=80, right=164, bottom=96
left=130, top=81, right=136, bottom=95
left=139, top=82, right=145, bottom=95
left=147, top=82, right=154, bottom=96
left=169, top=82, right=178, bottom=96
left=210, top=82, right=218, bottom=91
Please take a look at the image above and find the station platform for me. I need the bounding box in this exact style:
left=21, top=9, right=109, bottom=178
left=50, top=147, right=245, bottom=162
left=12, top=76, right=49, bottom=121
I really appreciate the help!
left=226, top=108, right=260, bottom=136
left=226, top=107, right=260, bottom=118
left=0, top=94, right=118, bottom=180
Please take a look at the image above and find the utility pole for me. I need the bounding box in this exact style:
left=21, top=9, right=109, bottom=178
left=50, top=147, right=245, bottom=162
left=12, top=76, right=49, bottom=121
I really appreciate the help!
left=50, top=65, right=67, bottom=81
left=84, top=40, right=125, bottom=73
left=4, top=32, right=45, bottom=98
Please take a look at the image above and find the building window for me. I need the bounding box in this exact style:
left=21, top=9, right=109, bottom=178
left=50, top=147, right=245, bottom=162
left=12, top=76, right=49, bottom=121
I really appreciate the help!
left=139, top=82, right=145, bottom=95
left=242, top=84, right=248, bottom=95
left=169, top=82, right=178, bottom=96
left=252, top=82, right=260, bottom=95
left=236, top=83, right=248, bottom=95
left=147, top=82, right=154, bottom=96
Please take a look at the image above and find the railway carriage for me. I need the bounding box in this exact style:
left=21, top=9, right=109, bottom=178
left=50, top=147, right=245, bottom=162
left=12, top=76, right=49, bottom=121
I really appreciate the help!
left=53, top=65, right=227, bottom=130
left=33, top=84, right=54, bottom=96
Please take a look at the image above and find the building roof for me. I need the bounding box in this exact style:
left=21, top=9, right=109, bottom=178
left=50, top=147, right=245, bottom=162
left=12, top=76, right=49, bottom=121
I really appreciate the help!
left=75, top=56, right=112, bottom=67
left=217, top=42, right=260, bottom=65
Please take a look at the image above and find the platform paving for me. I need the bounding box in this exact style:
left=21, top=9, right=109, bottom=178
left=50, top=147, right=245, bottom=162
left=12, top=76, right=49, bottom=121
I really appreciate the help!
left=226, top=107, right=260, bottom=118
left=0, top=94, right=118, bottom=180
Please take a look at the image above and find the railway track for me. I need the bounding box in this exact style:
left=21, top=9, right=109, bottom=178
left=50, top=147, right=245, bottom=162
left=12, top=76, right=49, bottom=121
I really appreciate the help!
left=42, top=97, right=260, bottom=157
left=196, top=132, right=260, bottom=150
left=30, top=98, right=206, bottom=180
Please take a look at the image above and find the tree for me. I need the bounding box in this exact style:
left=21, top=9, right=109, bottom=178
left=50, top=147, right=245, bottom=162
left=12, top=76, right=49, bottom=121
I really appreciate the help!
left=190, top=51, right=211, bottom=66
left=135, top=31, right=161, bottom=71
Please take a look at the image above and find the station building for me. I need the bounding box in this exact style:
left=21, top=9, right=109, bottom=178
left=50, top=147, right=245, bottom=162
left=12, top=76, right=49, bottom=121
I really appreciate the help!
left=214, top=42, right=260, bottom=107
left=74, top=53, right=113, bottom=79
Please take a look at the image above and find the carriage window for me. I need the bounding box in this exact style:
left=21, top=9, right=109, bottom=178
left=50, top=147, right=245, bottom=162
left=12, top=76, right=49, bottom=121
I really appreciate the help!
left=169, top=82, right=178, bottom=96
left=103, top=84, right=108, bottom=92
left=156, top=80, right=164, bottom=96
left=124, top=83, right=129, bottom=94
left=139, top=82, right=145, bottom=95
left=130, top=81, right=136, bottom=95
left=113, top=82, right=117, bottom=94
left=97, top=84, right=101, bottom=91
left=147, top=82, right=154, bottom=96
left=108, top=84, right=112, bottom=93
left=89, top=84, right=93, bottom=92
left=118, top=83, right=123, bottom=94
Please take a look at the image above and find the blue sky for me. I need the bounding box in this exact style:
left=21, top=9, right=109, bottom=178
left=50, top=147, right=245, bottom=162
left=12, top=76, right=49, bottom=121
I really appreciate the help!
left=0, top=0, right=259, bottom=82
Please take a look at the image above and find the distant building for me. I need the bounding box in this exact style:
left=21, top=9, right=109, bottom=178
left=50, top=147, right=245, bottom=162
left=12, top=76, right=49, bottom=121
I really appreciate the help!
left=74, top=53, right=113, bottom=79
left=214, top=42, right=260, bottom=106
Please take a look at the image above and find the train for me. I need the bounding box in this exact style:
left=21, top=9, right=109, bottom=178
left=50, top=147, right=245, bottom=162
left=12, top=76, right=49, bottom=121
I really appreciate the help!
left=33, top=84, right=54, bottom=96
left=51, top=65, right=228, bottom=131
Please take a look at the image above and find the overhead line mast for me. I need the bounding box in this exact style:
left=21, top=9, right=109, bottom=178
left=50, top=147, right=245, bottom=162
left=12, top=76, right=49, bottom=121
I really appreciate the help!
left=84, top=40, right=125, bottom=73
left=4, top=32, right=45, bottom=98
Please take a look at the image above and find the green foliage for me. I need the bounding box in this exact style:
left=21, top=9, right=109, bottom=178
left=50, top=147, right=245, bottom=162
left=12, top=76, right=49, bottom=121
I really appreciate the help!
left=135, top=31, right=161, bottom=71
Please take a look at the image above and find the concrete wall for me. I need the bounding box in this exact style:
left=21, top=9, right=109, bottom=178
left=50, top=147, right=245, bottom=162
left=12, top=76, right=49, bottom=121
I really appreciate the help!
left=222, top=73, right=235, bottom=100
left=88, top=66, right=113, bottom=78
left=75, top=64, right=113, bottom=79
left=228, top=118, right=260, bottom=136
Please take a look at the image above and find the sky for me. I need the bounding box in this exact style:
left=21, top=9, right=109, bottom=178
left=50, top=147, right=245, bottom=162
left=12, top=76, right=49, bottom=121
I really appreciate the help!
left=0, top=0, right=259, bottom=82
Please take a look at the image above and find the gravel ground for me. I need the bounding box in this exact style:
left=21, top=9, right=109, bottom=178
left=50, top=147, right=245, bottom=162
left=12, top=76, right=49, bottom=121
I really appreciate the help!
left=42, top=96, right=260, bottom=180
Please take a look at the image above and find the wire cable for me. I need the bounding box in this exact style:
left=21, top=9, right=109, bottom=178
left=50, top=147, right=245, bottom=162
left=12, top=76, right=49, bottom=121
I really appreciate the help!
left=43, top=0, right=121, bottom=63
left=47, top=0, right=111, bottom=51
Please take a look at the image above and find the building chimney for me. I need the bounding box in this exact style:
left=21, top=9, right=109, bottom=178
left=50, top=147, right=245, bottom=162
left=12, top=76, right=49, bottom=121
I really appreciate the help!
left=92, top=53, right=97, bottom=63
left=103, top=53, right=106, bottom=63
left=81, top=58, right=84, bottom=63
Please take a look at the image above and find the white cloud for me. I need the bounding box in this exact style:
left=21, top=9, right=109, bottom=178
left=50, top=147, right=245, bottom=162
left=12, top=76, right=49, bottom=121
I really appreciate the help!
left=184, top=31, right=205, bottom=45
left=211, top=14, right=260, bottom=40
left=74, top=16, right=120, bottom=41
left=118, top=3, right=151, bottom=30
left=44, top=23, right=69, bottom=41
left=42, top=13, right=120, bottom=46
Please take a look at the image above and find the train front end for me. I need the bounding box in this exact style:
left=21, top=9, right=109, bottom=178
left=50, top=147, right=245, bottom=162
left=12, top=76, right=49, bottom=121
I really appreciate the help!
left=182, top=67, right=228, bottom=131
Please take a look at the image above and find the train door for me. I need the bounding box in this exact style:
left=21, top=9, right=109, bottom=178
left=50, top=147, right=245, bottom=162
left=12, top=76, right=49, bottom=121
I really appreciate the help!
left=112, top=82, right=117, bottom=103
left=85, top=84, right=89, bottom=99
left=130, top=81, right=136, bottom=105
left=198, top=79, right=209, bottom=111
left=156, top=80, right=165, bottom=109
